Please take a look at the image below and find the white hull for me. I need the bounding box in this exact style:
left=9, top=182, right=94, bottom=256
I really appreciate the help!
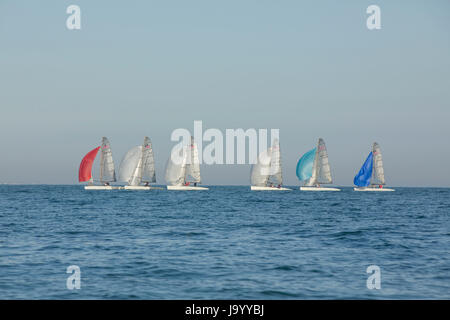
left=123, top=185, right=151, bottom=190
left=300, top=186, right=341, bottom=191
left=167, top=185, right=209, bottom=190
left=84, top=185, right=122, bottom=190
left=123, top=185, right=164, bottom=190
left=354, top=187, right=395, bottom=192
left=123, top=185, right=161, bottom=190
left=251, top=186, right=291, bottom=191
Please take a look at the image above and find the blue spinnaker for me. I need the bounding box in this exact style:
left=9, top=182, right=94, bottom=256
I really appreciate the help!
left=296, top=148, right=316, bottom=181
left=354, top=152, right=373, bottom=187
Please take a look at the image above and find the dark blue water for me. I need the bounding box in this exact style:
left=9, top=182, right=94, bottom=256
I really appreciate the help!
left=0, top=185, right=449, bottom=299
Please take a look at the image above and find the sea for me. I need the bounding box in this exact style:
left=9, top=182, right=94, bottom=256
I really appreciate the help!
left=0, top=185, right=449, bottom=299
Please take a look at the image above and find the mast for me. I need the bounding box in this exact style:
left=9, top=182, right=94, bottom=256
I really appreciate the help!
left=100, top=146, right=104, bottom=183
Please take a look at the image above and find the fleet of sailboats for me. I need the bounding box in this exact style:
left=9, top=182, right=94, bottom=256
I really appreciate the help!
left=78, top=137, right=395, bottom=192
left=296, top=139, right=340, bottom=191
left=353, top=142, right=395, bottom=192
left=250, top=139, right=291, bottom=190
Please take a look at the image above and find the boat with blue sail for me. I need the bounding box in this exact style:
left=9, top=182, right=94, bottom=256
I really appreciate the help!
left=353, top=142, right=395, bottom=192
left=296, top=138, right=340, bottom=191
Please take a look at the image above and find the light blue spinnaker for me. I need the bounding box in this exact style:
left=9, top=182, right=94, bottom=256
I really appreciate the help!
left=296, top=148, right=316, bottom=181
left=354, top=152, right=373, bottom=187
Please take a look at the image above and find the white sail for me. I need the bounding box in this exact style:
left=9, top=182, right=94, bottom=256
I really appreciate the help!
left=185, top=137, right=201, bottom=183
left=99, top=137, right=116, bottom=183
left=250, top=148, right=272, bottom=186
left=251, top=139, right=283, bottom=187
left=305, top=148, right=319, bottom=186
left=166, top=137, right=202, bottom=186
left=316, top=138, right=333, bottom=184
left=371, top=142, right=385, bottom=185
left=268, top=139, right=282, bottom=185
left=118, top=146, right=143, bottom=185
left=129, top=155, right=143, bottom=186
left=141, top=137, right=156, bottom=183
left=165, top=146, right=187, bottom=186
left=305, top=138, right=332, bottom=186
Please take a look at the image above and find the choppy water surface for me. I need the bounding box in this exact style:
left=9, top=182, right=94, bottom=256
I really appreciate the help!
left=0, top=185, right=449, bottom=299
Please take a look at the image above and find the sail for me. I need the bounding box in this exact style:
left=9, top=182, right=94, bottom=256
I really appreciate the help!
left=141, top=137, right=156, bottom=183
left=268, top=139, right=282, bottom=185
left=79, top=146, right=100, bottom=182
left=250, top=139, right=283, bottom=186
left=99, top=137, right=116, bottom=182
left=118, top=146, right=142, bottom=185
left=185, top=137, right=201, bottom=183
left=316, top=138, right=333, bottom=184
left=130, top=156, right=143, bottom=186
left=250, top=148, right=272, bottom=186
left=165, top=146, right=187, bottom=186
left=296, top=148, right=316, bottom=185
left=354, top=152, right=373, bottom=187
left=309, top=148, right=319, bottom=186
left=371, top=142, right=385, bottom=185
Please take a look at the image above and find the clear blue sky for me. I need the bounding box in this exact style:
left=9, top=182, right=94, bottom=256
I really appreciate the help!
left=1, top=0, right=449, bottom=186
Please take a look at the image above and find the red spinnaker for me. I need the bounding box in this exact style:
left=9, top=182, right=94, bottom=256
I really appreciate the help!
left=79, top=146, right=101, bottom=182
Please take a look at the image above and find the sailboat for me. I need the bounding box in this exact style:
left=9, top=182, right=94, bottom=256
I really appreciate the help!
left=165, top=136, right=209, bottom=190
left=250, top=139, right=291, bottom=190
left=296, top=138, right=340, bottom=191
left=118, top=137, right=161, bottom=190
left=354, top=142, right=395, bottom=191
left=79, top=137, right=119, bottom=190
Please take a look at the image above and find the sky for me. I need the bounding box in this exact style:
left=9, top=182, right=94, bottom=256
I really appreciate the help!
left=0, top=0, right=449, bottom=186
